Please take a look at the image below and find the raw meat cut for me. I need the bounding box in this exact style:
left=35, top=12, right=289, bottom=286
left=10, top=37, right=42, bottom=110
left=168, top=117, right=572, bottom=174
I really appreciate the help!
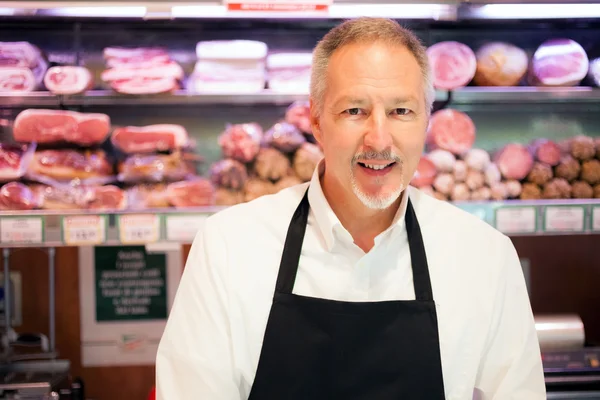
left=103, top=47, right=170, bottom=68
left=210, top=159, right=248, bottom=190
left=28, top=149, right=114, bottom=183
left=86, top=185, right=127, bottom=210
left=0, top=67, right=36, bottom=92
left=285, top=101, right=312, bottom=134
left=111, top=124, right=189, bottom=154
left=167, top=179, right=215, bottom=208
left=530, top=39, right=589, bottom=86
left=126, top=184, right=169, bottom=209
left=101, top=60, right=184, bottom=82
left=44, top=66, right=93, bottom=95
left=31, top=184, right=124, bottom=210
left=13, top=109, right=110, bottom=146
left=473, top=42, right=528, bottom=86
left=219, top=123, right=263, bottom=163
left=254, top=148, right=292, bottom=181
left=0, top=142, right=36, bottom=181
left=118, top=152, right=192, bottom=183
left=494, top=143, right=534, bottom=180
left=109, top=76, right=179, bottom=95
left=528, top=139, right=562, bottom=166
left=0, top=42, right=48, bottom=85
left=0, top=182, right=41, bottom=210
left=262, top=122, right=306, bottom=153
left=267, top=52, right=312, bottom=93
left=410, top=157, right=437, bottom=187
left=427, top=109, right=476, bottom=155
left=427, top=41, right=476, bottom=90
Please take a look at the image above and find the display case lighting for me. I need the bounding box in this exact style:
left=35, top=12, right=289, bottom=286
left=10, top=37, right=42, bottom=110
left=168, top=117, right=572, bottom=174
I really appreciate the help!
left=466, top=3, right=600, bottom=19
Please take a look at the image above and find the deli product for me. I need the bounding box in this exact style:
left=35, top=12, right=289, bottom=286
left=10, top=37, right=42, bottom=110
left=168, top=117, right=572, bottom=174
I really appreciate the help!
left=103, top=47, right=170, bottom=68
left=427, top=41, right=476, bottom=90
left=0, top=143, right=36, bottom=182
left=505, top=180, right=523, bottom=198
left=285, top=101, right=312, bottom=134
left=267, top=52, right=312, bottom=93
left=570, top=135, right=596, bottom=161
left=44, top=66, right=93, bottom=95
left=0, top=67, right=36, bottom=92
left=0, top=42, right=47, bottom=86
left=293, top=143, right=323, bottom=181
left=490, top=182, right=509, bottom=200
left=13, top=109, right=110, bottom=146
left=520, top=183, right=542, bottom=200
left=263, top=122, right=306, bottom=153
left=543, top=178, right=572, bottom=199
left=494, top=143, right=534, bottom=180
left=254, top=148, right=291, bottom=181
left=527, top=162, right=553, bottom=186
left=594, top=184, right=600, bottom=198
left=427, top=149, right=456, bottom=172
left=581, top=159, right=600, bottom=185
left=464, top=149, right=490, bottom=172
left=118, top=152, right=191, bottom=183
left=530, top=39, right=589, bottom=86
left=109, top=76, right=179, bottom=95
left=529, top=139, right=562, bottom=166
left=427, top=109, right=476, bottom=155
left=0, top=182, right=41, bottom=210
left=473, top=42, right=528, bottom=87
left=450, top=183, right=470, bottom=201
left=572, top=181, right=594, bottom=199
left=433, top=173, right=454, bottom=195
left=28, top=149, right=113, bottom=184
left=166, top=179, right=215, bottom=208
left=555, top=155, right=581, bottom=182
left=111, top=124, right=189, bottom=154
left=219, top=123, right=263, bottom=163
left=484, top=163, right=501, bottom=186
left=465, top=170, right=485, bottom=190
left=471, top=186, right=492, bottom=201
left=596, top=137, right=600, bottom=159
left=589, top=58, right=600, bottom=86
left=453, top=160, right=468, bottom=182
left=410, top=157, right=437, bottom=188
left=209, top=159, right=248, bottom=190
left=101, top=60, right=184, bottom=82
left=126, top=184, right=169, bottom=209
left=32, top=184, right=125, bottom=210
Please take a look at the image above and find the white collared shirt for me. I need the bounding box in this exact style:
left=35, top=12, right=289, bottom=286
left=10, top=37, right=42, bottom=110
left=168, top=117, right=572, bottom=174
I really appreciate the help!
left=156, top=163, right=546, bottom=400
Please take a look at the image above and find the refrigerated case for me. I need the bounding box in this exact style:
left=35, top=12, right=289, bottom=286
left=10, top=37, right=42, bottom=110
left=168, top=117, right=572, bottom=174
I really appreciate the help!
left=0, top=1, right=599, bottom=399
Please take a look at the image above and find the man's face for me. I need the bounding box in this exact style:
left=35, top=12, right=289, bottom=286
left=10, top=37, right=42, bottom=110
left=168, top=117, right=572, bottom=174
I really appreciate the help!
left=311, top=40, right=428, bottom=210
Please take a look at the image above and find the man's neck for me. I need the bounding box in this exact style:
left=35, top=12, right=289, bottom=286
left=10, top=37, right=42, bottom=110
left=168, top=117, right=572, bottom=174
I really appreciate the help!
left=321, top=172, right=401, bottom=253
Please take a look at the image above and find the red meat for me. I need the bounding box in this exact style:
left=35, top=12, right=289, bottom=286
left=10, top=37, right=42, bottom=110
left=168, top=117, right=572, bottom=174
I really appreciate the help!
left=285, top=101, right=312, bottom=134
left=427, top=109, right=476, bottom=155
left=0, top=182, right=41, bottom=210
left=530, top=39, right=589, bottom=86
left=44, top=66, right=93, bottom=95
left=0, top=143, right=36, bottom=181
left=167, top=179, right=215, bottom=208
left=111, top=124, right=189, bottom=154
left=0, top=67, right=36, bottom=92
left=219, top=123, right=263, bottom=163
left=13, top=109, right=110, bottom=146
left=410, top=156, right=437, bottom=188
left=28, top=149, right=113, bottom=182
left=427, top=41, right=476, bottom=90
left=529, top=139, right=562, bottom=166
left=86, top=185, right=126, bottom=210
left=495, top=143, right=534, bottom=180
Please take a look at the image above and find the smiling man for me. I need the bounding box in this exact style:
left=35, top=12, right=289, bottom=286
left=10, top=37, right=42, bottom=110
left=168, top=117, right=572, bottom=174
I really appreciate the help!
left=156, top=18, right=546, bottom=400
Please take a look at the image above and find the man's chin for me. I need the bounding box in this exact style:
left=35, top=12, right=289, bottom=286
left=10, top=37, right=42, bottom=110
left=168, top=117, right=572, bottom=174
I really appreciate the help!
left=352, top=185, right=405, bottom=210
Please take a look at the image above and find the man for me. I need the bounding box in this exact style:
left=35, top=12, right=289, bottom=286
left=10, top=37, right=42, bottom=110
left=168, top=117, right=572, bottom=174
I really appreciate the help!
left=156, top=17, right=546, bottom=399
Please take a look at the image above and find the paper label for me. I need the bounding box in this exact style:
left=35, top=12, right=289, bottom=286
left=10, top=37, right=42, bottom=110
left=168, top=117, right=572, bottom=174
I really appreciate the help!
left=544, top=206, right=585, bottom=232
left=63, top=215, right=106, bottom=245
left=166, top=215, right=208, bottom=242
left=0, top=217, right=43, bottom=244
left=224, top=0, right=331, bottom=12
left=593, top=206, right=600, bottom=232
left=495, top=207, right=537, bottom=234
left=119, top=215, right=160, bottom=244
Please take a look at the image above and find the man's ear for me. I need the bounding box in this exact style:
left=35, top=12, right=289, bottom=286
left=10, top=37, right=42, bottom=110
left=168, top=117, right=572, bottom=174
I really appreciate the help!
left=309, top=98, right=322, bottom=145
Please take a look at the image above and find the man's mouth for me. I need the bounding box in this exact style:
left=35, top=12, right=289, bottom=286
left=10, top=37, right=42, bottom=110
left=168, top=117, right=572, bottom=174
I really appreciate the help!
left=357, top=161, right=396, bottom=173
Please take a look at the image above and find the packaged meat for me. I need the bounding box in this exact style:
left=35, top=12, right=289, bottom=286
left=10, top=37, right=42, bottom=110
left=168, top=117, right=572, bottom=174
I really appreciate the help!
left=118, top=152, right=191, bottom=184
left=166, top=179, right=215, bottom=208
left=494, top=143, right=534, bottom=180
left=465, top=170, right=485, bottom=190
left=275, top=175, right=303, bottom=192
left=581, top=159, right=600, bottom=185
left=484, top=163, right=501, bottom=186
left=103, top=47, right=171, bottom=68
left=427, top=149, right=456, bottom=172
left=111, top=124, right=190, bottom=154
left=570, top=135, right=596, bottom=161
left=189, top=59, right=266, bottom=94
left=490, top=182, right=509, bottom=200
left=126, top=184, right=170, bottom=209
left=109, top=76, right=179, bottom=95
left=426, top=41, right=476, bottom=90
left=86, top=185, right=127, bottom=210
left=527, top=162, right=553, bottom=186
left=285, top=101, right=312, bottom=134
left=267, top=52, right=312, bottom=93
left=433, top=173, right=454, bottom=195
left=453, top=160, right=468, bottom=182
left=471, top=187, right=492, bottom=201
left=520, top=183, right=542, bottom=200
left=263, top=122, right=306, bottom=153
left=555, top=155, right=581, bottom=182
left=0, top=182, right=41, bottom=210
left=450, top=183, right=470, bottom=201
left=529, top=139, right=562, bottom=166
left=427, top=109, right=476, bottom=155
left=27, top=149, right=114, bottom=185
left=215, top=188, right=244, bottom=206
left=543, top=178, right=572, bottom=199
left=210, top=159, right=248, bottom=190
left=219, top=123, right=263, bottom=163
left=410, top=157, right=437, bottom=188
left=44, top=66, right=93, bottom=95
left=254, top=148, right=292, bottom=181
left=244, top=177, right=275, bottom=202
left=473, top=42, right=528, bottom=87
left=571, top=181, right=594, bottom=198
left=196, top=40, right=268, bottom=60
left=293, top=142, right=323, bottom=181
left=0, top=42, right=47, bottom=85
left=530, top=39, right=589, bottom=86
left=0, top=142, right=36, bottom=182
left=464, top=149, right=491, bottom=172
left=101, top=60, right=184, bottom=82
left=0, top=67, right=36, bottom=92
left=505, top=180, right=523, bottom=198
left=13, top=109, right=110, bottom=146
left=32, top=184, right=125, bottom=210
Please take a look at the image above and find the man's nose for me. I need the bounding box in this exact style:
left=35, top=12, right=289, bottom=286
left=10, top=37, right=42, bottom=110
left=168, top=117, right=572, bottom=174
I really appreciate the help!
left=363, top=112, right=393, bottom=152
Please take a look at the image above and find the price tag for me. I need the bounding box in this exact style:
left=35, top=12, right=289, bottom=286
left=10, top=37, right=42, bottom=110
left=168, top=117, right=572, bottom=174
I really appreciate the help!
left=0, top=217, right=43, bottom=244
left=166, top=215, right=208, bottom=242
left=544, top=206, right=585, bottom=233
left=63, top=216, right=106, bottom=245
left=495, top=207, right=537, bottom=234
left=224, top=0, right=331, bottom=12
left=592, top=206, right=600, bottom=232
left=119, top=214, right=160, bottom=244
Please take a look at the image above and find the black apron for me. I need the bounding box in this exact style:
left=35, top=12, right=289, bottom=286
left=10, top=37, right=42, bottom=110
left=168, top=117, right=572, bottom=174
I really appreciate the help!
left=248, top=189, right=446, bottom=400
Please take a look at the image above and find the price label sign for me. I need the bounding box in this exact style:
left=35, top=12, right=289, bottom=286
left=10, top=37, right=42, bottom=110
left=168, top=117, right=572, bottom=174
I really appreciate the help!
left=63, top=216, right=106, bottom=245
left=592, top=206, right=600, bottom=232
left=544, top=206, right=586, bottom=233
left=495, top=207, right=537, bottom=234
left=224, top=0, right=331, bottom=12
left=119, top=214, right=161, bottom=244
left=166, top=215, right=208, bottom=242
left=0, top=217, right=43, bottom=244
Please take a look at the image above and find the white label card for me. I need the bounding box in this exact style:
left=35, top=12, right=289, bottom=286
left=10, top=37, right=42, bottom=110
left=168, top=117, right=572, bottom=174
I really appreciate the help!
left=119, top=215, right=161, bottom=244
left=544, top=206, right=585, bottom=232
left=0, top=217, right=43, bottom=244
left=63, top=216, right=106, bottom=245
left=166, top=215, right=208, bottom=242
left=592, top=206, right=600, bottom=232
left=495, top=207, right=537, bottom=234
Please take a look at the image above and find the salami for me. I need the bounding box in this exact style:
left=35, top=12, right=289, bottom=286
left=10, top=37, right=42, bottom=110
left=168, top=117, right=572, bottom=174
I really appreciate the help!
left=494, top=143, right=534, bottom=180
left=427, top=109, right=476, bottom=155
left=427, top=41, right=476, bottom=90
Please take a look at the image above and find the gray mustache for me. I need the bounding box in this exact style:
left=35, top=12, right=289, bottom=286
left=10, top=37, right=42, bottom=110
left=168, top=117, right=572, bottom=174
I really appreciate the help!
left=352, top=150, right=402, bottom=163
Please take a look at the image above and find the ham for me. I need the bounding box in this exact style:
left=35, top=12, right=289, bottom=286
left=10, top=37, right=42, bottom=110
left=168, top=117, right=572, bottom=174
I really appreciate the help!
left=111, top=124, right=189, bottom=154
left=101, top=60, right=184, bottom=82
left=473, top=42, right=528, bottom=87
left=166, top=179, right=215, bottom=208
left=103, top=47, right=170, bottom=68
left=109, top=76, right=179, bottom=95
left=427, top=41, right=476, bottom=90
left=0, top=182, right=41, bottom=210
left=494, top=143, right=534, bottom=180
left=267, top=52, right=312, bottom=93
left=0, top=142, right=36, bottom=181
left=410, top=157, right=437, bottom=188
left=13, top=109, right=110, bottom=146
left=530, top=39, right=589, bottom=86
left=427, top=109, right=476, bottom=155
left=0, top=67, right=36, bottom=92
left=0, top=42, right=47, bottom=86
left=44, top=66, right=93, bottom=95
left=28, top=149, right=113, bottom=183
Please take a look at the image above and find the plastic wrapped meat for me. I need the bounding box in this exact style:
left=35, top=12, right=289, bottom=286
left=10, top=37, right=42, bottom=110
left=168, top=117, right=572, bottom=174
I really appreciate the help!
left=86, top=185, right=127, bottom=210
left=294, top=143, right=323, bottom=182
left=32, top=184, right=125, bottom=210
left=210, top=159, right=248, bottom=191
left=543, top=178, right=572, bottom=199
left=27, top=149, right=114, bottom=186
left=0, top=182, right=42, bottom=210
left=267, top=52, right=312, bottom=93
left=285, top=101, right=312, bottom=134
left=0, top=142, right=36, bottom=182
left=103, top=47, right=171, bottom=68
left=530, top=39, right=589, bottom=87
left=166, top=179, right=215, bottom=208
left=118, top=152, right=191, bottom=184
left=126, top=184, right=170, bottom=209
left=44, top=66, right=93, bottom=95
left=244, top=178, right=275, bottom=202
left=527, top=162, right=553, bottom=186
left=111, top=124, right=190, bottom=154
left=572, top=181, right=594, bottom=199
left=254, top=148, right=292, bottom=181
left=589, top=58, right=600, bottom=86
left=263, top=122, right=306, bottom=153
left=427, top=41, right=476, bottom=90
left=427, top=149, right=456, bottom=173
left=219, top=123, right=263, bottom=163
left=0, top=42, right=48, bottom=87
left=520, top=183, right=542, bottom=200
left=464, top=149, right=490, bottom=172
left=473, top=42, right=528, bottom=86
left=0, top=67, right=36, bottom=92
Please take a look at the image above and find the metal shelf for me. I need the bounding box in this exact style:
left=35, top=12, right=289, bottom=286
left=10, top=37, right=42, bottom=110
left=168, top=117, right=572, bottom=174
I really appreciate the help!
left=2, top=87, right=600, bottom=108
left=0, top=199, right=598, bottom=248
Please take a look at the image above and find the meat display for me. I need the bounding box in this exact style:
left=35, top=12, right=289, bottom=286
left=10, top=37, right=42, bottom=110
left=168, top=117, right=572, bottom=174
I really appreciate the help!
left=529, top=138, right=562, bottom=166
left=0, top=67, right=36, bottom=92
left=285, top=101, right=312, bottom=134
left=103, top=47, right=170, bottom=68
left=111, top=124, right=190, bottom=154
left=427, top=109, right=476, bottom=155
left=209, top=159, right=248, bottom=190
left=0, top=41, right=47, bottom=86
left=473, top=42, right=528, bottom=87
left=293, top=143, right=323, bottom=181
left=219, top=123, right=263, bottom=163
left=262, top=122, right=306, bottom=153
left=166, top=179, right=215, bottom=208
left=0, top=143, right=36, bottom=182
left=267, top=52, right=312, bottom=93
left=530, top=39, right=589, bottom=86
left=27, top=149, right=114, bottom=184
left=494, top=143, right=534, bottom=180
left=101, top=60, right=184, bottom=82
left=117, top=152, right=191, bottom=183
left=255, top=148, right=292, bottom=181
left=126, top=184, right=170, bottom=209
left=570, top=135, right=596, bottom=161
left=410, top=157, right=437, bottom=188
left=13, top=109, right=110, bottom=146
left=44, top=66, right=93, bottom=95
left=0, top=182, right=41, bottom=210
left=32, top=184, right=125, bottom=210
left=426, top=41, right=477, bottom=90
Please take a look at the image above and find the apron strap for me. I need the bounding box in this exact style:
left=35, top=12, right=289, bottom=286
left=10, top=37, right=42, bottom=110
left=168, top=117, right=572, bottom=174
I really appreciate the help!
left=405, top=199, right=434, bottom=302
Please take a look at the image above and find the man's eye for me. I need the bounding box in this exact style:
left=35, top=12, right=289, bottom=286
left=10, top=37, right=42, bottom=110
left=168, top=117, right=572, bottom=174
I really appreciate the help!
left=346, top=108, right=361, bottom=115
left=394, top=108, right=410, bottom=116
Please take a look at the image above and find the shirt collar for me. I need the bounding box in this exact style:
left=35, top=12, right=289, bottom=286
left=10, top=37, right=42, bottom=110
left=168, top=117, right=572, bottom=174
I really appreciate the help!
left=307, top=159, right=409, bottom=252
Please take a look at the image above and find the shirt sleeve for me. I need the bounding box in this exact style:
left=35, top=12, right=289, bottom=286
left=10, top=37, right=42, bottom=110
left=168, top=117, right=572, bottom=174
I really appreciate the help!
left=474, top=235, right=546, bottom=400
left=156, top=217, right=241, bottom=400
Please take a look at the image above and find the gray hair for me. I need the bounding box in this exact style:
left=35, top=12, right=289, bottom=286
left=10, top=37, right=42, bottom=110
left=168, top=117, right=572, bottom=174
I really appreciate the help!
left=310, top=17, right=435, bottom=117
